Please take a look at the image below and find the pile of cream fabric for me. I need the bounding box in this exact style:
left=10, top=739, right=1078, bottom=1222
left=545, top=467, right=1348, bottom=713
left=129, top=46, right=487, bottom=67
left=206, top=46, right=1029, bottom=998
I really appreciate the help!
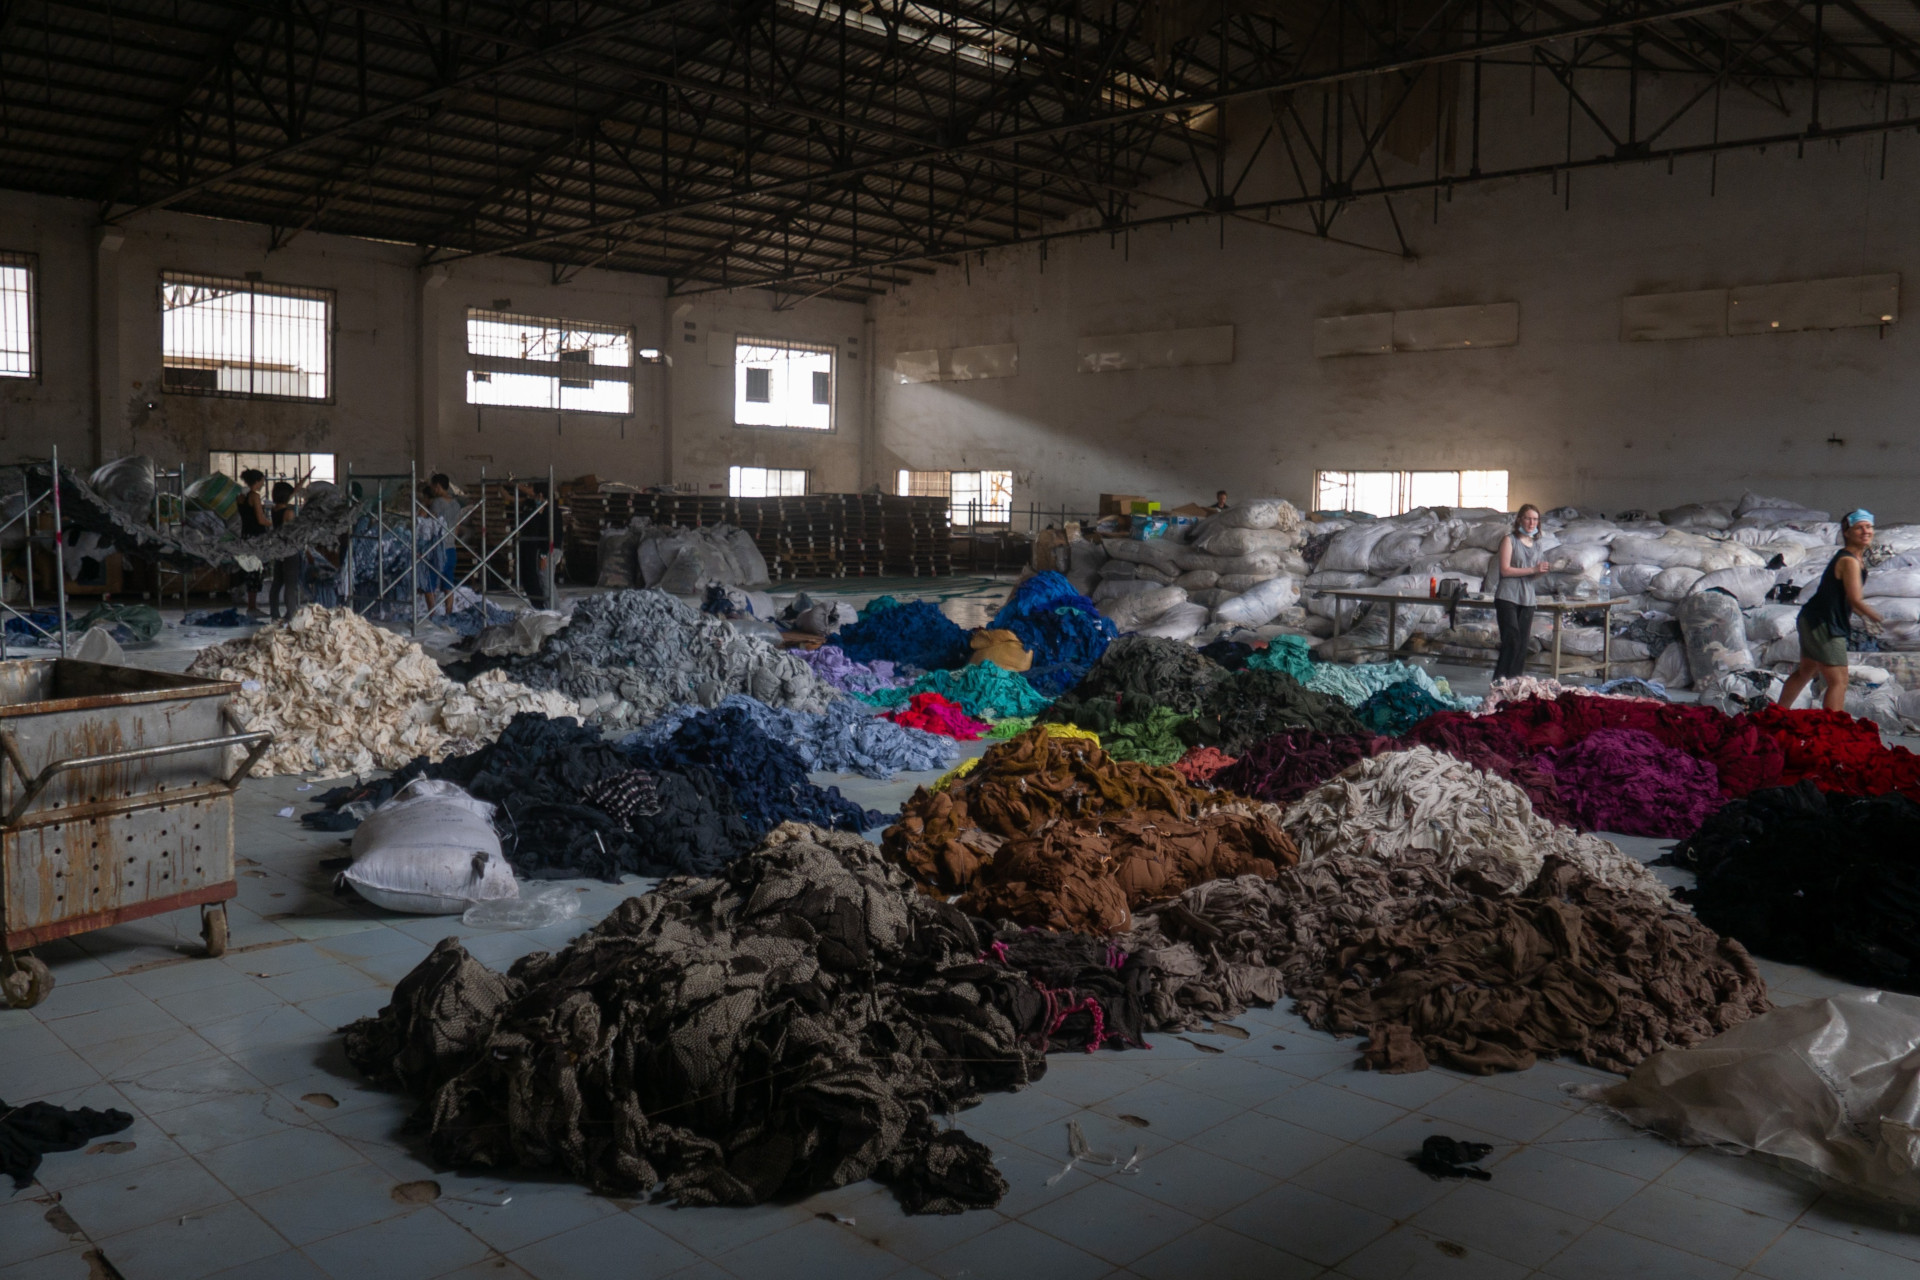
left=188, top=605, right=579, bottom=776
left=1281, top=746, right=1670, bottom=900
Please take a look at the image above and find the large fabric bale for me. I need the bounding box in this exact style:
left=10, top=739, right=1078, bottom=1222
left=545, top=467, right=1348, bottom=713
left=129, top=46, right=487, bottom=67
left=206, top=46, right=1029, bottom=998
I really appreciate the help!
left=1211, top=576, right=1300, bottom=628
left=1317, top=522, right=1399, bottom=573
left=1614, top=563, right=1663, bottom=595
left=1213, top=497, right=1299, bottom=531
left=1092, top=577, right=1160, bottom=604
left=1192, top=525, right=1295, bottom=556
left=1676, top=589, right=1755, bottom=677
left=1133, top=601, right=1210, bottom=640
left=1691, top=567, right=1776, bottom=609
left=1864, top=569, right=1920, bottom=599
left=1106, top=585, right=1189, bottom=632
left=1105, top=537, right=1183, bottom=570
left=1646, top=567, right=1705, bottom=602
left=1659, top=501, right=1737, bottom=530
left=1171, top=547, right=1283, bottom=578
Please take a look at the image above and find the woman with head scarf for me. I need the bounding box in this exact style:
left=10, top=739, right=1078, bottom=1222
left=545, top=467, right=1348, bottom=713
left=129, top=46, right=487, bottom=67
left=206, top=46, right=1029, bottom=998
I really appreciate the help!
left=1780, top=509, right=1884, bottom=711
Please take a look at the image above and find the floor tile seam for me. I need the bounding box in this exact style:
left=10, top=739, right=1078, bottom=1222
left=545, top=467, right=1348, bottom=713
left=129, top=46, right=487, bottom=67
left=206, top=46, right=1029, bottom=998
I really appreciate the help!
left=113, top=1049, right=282, bottom=1123
left=1645, top=1165, right=1823, bottom=1226
left=84, top=1189, right=300, bottom=1262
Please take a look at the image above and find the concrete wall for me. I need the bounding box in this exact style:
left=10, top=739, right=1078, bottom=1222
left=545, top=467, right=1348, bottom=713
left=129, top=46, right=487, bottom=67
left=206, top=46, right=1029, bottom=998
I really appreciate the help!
left=872, top=80, right=1920, bottom=522
left=0, top=191, right=865, bottom=493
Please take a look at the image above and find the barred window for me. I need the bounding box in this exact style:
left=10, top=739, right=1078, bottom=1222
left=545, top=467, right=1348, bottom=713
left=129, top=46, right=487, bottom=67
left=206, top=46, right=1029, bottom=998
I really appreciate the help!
left=466, top=309, right=633, bottom=413
left=897, top=469, right=1011, bottom=521
left=1314, top=469, right=1509, bottom=516
left=735, top=336, right=833, bottom=430
left=0, top=252, right=36, bottom=379
left=162, top=272, right=332, bottom=400
left=728, top=466, right=808, bottom=497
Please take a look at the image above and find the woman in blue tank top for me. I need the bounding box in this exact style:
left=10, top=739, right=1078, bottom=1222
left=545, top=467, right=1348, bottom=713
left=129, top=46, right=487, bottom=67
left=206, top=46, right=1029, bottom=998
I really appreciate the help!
left=1779, top=509, right=1884, bottom=711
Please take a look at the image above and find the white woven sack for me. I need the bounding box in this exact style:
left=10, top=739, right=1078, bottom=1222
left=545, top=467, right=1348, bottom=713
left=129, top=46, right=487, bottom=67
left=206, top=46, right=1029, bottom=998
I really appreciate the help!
left=346, top=779, right=516, bottom=915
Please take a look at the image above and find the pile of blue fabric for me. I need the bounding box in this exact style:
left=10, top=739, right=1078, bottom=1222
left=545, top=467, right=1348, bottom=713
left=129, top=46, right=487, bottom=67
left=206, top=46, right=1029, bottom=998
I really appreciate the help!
left=622, top=702, right=890, bottom=834
left=827, top=600, right=970, bottom=672
left=619, top=694, right=955, bottom=780
left=990, top=572, right=1117, bottom=697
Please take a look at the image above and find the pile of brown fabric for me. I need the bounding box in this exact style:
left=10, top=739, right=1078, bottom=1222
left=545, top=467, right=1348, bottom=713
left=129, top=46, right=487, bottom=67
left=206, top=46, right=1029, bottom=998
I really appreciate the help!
left=342, top=825, right=1148, bottom=1215
left=1130, top=850, right=1769, bottom=1073
left=885, top=728, right=1296, bottom=933
left=884, top=728, right=1207, bottom=894
left=960, top=810, right=1296, bottom=934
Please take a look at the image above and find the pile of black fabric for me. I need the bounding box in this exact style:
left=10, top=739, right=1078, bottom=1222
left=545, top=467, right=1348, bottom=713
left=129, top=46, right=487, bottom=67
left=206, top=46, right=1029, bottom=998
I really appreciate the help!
left=1196, top=639, right=1257, bottom=671
left=621, top=702, right=888, bottom=835
left=342, top=826, right=1152, bottom=1214
left=309, top=714, right=756, bottom=881
left=2, top=1096, right=134, bottom=1189
left=1189, top=669, right=1366, bottom=755
left=1665, top=781, right=1920, bottom=990
left=1048, top=635, right=1225, bottom=715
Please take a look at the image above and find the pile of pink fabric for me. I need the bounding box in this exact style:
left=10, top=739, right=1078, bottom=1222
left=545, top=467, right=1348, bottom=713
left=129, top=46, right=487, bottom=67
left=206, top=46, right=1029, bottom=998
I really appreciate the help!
left=883, top=692, right=989, bottom=740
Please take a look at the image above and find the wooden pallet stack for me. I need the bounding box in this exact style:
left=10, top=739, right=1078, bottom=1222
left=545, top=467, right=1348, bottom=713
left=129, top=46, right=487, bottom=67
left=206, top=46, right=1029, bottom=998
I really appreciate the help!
left=768, top=494, right=845, bottom=579
left=731, top=497, right=789, bottom=580
left=841, top=492, right=885, bottom=577
left=882, top=495, right=953, bottom=575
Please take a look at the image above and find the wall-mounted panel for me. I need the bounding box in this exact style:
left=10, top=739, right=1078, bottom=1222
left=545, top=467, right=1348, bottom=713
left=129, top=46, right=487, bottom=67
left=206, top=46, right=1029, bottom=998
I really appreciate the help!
left=948, top=343, right=1018, bottom=380
left=1312, top=312, right=1394, bottom=357
left=1078, top=324, right=1233, bottom=373
left=894, top=349, right=943, bottom=383
left=1728, top=273, right=1899, bottom=335
left=1391, top=302, right=1519, bottom=352
left=1621, top=289, right=1728, bottom=341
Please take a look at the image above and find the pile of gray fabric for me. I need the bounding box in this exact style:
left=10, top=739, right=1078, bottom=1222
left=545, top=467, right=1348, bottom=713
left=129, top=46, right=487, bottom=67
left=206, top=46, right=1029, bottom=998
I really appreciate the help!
left=508, top=588, right=838, bottom=728
left=341, top=826, right=1057, bottom=1214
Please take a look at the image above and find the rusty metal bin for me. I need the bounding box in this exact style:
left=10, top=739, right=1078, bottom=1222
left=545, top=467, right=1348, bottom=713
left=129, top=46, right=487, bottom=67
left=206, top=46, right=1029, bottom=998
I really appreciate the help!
left=0, top=659, right=270, bottom=1008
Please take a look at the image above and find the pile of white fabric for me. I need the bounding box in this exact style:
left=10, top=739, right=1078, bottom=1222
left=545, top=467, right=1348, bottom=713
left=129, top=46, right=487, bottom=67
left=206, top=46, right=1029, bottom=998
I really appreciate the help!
left=1070, top=498, right=1312, bottom=640
left=187, top=605, right=580, bottom=777
left=1282, top=747, right=1671, bottom=901
left=597, top=520, right=770, bottom=595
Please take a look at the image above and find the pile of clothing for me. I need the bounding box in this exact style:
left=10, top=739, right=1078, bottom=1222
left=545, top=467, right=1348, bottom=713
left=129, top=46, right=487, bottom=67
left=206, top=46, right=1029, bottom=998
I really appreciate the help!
left=309, top=713, right=754, bottom=880
left=188, top=606, right=577, bottom=776
left=989, top=572, right=1117, bottom=696
left=620, top=693, right=955, bottom=780
left=343, top=826, right=1146, bottom=1214
left=508, top=589, right=839, bottom=729
left=827, top=599, right=971, bottom=671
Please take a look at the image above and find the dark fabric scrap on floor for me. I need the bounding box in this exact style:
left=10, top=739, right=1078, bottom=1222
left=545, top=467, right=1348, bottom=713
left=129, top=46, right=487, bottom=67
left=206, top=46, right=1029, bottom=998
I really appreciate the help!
left=2, top=1096, right=135, bottom=1189
left=342, top=826, right=1142, bottom=1213
left=1188, top=669, right=1365, bottom=755
left=827, top=601, right=970, bottom=672
left=1410, top=1136, right=1493, bottom=1181
left=622, top=702, right=888, bottom=835
left=1667, top=783, right=1920, bottom=991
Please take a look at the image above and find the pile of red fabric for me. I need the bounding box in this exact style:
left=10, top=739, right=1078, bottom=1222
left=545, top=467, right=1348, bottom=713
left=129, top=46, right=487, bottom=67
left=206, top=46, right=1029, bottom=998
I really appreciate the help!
left=1746, top=703, right=1920, bottom=796
left=1171, top=746, right=1239, bottom=785
left=883, top=692, right=989, bottom=739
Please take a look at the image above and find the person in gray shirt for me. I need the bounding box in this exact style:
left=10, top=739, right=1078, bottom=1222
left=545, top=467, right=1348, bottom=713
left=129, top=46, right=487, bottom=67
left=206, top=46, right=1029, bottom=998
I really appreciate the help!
left=1493, top=504, right=1555, bottom=678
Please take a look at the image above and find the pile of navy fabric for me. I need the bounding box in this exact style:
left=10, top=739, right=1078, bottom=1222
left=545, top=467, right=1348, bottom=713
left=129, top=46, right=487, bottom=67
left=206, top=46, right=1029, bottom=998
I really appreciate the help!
left=306, top=713, right=755, bottom=882
left=827, top=599, right=970, bottom=672
left=621, top=693, right=954, bottom=780
left=621, top=701, right=891, bottom=834
left=991, top=572, right=1117, bottom=697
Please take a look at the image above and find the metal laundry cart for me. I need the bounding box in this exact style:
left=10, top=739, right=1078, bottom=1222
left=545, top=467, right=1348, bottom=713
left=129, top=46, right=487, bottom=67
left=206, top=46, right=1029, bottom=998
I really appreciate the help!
left=0, top=659, right=271, bottom=1009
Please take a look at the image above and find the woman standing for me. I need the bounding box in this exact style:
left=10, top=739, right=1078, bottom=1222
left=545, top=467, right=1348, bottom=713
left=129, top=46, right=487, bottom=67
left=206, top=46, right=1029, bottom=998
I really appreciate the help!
left=1493, top=504, right=1554, bottom=679
left=1779, top=510, right=1884, bottom=711
left=268, top=481, right=302, bottom=621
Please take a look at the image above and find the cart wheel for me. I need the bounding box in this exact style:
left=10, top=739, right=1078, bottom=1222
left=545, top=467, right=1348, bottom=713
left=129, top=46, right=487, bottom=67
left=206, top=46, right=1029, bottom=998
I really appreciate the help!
left=201, top=904, right=229, bottom=958
left=1, top=953, right=54, bottom=1010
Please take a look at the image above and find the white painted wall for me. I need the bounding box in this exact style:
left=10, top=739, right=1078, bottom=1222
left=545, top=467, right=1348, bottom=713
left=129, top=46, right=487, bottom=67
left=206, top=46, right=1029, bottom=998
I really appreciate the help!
left=0, top=192, right=866, bottom=494
left=873, top=77, right=1920, bottom=522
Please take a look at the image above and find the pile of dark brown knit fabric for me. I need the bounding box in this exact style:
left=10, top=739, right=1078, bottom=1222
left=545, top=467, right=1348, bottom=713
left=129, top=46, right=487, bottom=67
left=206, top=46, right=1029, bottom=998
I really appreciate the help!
left=1130, top=848, right=1769, bottom=1072
left=342, top=825, right=1153, bottom=1215
left=885, top=728, right=1296, bottom=933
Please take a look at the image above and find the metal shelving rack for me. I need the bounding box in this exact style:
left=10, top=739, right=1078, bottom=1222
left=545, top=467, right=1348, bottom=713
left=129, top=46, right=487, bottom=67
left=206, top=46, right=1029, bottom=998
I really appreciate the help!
left=0, top=448, right=69, bottom=659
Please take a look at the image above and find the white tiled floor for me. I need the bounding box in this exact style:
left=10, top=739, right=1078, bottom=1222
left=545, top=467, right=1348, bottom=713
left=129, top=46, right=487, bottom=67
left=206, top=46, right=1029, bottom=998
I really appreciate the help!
left=7, top=640, right=1920, bottom=1278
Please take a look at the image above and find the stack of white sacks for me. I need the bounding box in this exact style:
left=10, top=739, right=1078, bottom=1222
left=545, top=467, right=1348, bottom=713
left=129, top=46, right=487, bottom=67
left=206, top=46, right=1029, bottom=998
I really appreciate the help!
left=1070, top=492, right=1920, bottom=718
left=1068, top=498, right=1314, bottom=640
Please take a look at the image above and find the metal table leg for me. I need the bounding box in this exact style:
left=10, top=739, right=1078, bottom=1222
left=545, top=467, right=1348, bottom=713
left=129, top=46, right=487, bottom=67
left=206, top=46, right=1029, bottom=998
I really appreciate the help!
left=1386, top=599, right=1399, bottom=659
left=1552, top=609, right=1564, bottom=681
